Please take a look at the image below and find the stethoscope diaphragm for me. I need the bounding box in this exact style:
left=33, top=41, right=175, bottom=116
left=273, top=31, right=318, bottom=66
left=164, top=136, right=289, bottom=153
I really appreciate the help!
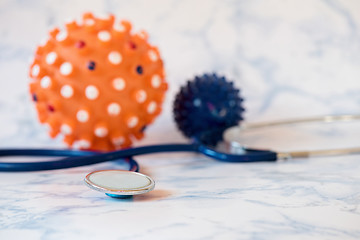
left=84, top=170, right=155, bottom=198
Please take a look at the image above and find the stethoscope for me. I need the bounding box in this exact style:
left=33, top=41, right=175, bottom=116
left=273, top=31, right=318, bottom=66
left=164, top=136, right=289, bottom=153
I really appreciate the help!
left=1, top=114, right=360, bottom=198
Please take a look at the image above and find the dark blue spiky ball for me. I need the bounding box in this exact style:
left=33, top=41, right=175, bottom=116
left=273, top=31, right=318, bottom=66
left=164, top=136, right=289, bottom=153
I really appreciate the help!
left=173, top=73, right=245, bottom=146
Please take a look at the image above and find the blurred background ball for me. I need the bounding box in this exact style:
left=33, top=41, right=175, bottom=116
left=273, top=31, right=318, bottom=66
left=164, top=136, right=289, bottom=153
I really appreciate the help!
left=173, top=73, right=244, bottom=146
left=29, top=13, right=167, bottom=151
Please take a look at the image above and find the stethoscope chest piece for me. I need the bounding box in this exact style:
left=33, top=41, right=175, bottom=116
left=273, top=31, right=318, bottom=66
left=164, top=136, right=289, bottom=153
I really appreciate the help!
left=84, top=170, right=155, bottom=198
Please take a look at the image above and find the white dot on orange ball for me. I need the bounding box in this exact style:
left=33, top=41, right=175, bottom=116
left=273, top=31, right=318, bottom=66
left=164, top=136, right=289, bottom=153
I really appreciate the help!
left=60, top=62, right=73, bottom=76
left=56, top=30, right=68, bottom=42
left=107, top=103, right=121, bottom=115
left=108, top=51, right=122, bottom=65
left=84, top=19, right=95, bottom=26
left=113, top=22, right=125, bottom=32
left=98, top=30, right=111, bottom=42
left=31, top=64, right=40, bottom=77
left=138, top=31, right=147, bottom=39
left=40, top=76, right=51, bottom=88
left=148, top=50, right=158, bottom=62
left=127, top=116, right=138, bottom=128
left=94, top=127, right=108, bottom=137
left=112, top=78, right=125, bottom=90
left=46, top=52, right=57, bottom=65
left=60, top=85, right=74, bottom=98
left=77, top=110, right=89, bottom=122
left=85, top=85, right=99, bottom=100
left=151, top=74, right=161, bottom=88
left=135, top=90, right=147, bottom=103
left=39, top=38, right=48, bottom=46
left=60, top=124, right=72, bottom=135
left=147, top=101, right=157, bottom=114
left=74, top=139, right=91, bottom=149
left=112, top=136, right=125, bottom=146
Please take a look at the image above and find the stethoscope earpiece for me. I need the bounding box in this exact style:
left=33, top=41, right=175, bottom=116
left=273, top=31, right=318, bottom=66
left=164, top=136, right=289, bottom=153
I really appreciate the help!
left=84, top=170, right=155, bottom=198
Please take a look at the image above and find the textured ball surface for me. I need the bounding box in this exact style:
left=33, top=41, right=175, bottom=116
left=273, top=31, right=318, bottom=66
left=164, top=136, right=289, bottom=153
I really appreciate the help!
left=173, top=74, right=244, bottom=146
left=29, top=13, right=167, bottom=151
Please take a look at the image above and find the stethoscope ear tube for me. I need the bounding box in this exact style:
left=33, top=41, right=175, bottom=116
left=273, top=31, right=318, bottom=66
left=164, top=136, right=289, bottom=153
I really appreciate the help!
left=225, top=114, right=360, bottom=161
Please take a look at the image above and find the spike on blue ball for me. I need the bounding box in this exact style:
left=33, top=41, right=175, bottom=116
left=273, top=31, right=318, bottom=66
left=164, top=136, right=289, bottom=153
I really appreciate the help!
left=173, top=73, right=245, bottom=146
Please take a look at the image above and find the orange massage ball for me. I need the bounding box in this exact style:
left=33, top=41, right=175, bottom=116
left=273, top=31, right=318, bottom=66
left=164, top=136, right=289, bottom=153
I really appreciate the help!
left=29, top=13, right=167, bottom=151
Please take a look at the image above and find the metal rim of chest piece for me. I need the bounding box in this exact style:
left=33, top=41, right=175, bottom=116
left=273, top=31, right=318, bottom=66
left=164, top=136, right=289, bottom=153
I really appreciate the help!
left=84, top=170, right=155, bottom=198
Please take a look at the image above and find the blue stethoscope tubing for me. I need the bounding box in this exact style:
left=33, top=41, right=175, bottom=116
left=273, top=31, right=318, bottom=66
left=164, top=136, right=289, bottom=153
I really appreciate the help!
left=2, top=114, right=359, bottom=172
left=0, top=143, right=277, bottom=172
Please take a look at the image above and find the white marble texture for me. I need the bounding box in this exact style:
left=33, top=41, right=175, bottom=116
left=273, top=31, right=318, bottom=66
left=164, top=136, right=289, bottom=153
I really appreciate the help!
left=0, top=0, right=360, bottom=239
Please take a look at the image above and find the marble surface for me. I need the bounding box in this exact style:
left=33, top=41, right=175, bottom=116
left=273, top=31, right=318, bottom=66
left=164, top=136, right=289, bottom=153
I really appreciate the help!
left=1, top=0, right=360, bottom=239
